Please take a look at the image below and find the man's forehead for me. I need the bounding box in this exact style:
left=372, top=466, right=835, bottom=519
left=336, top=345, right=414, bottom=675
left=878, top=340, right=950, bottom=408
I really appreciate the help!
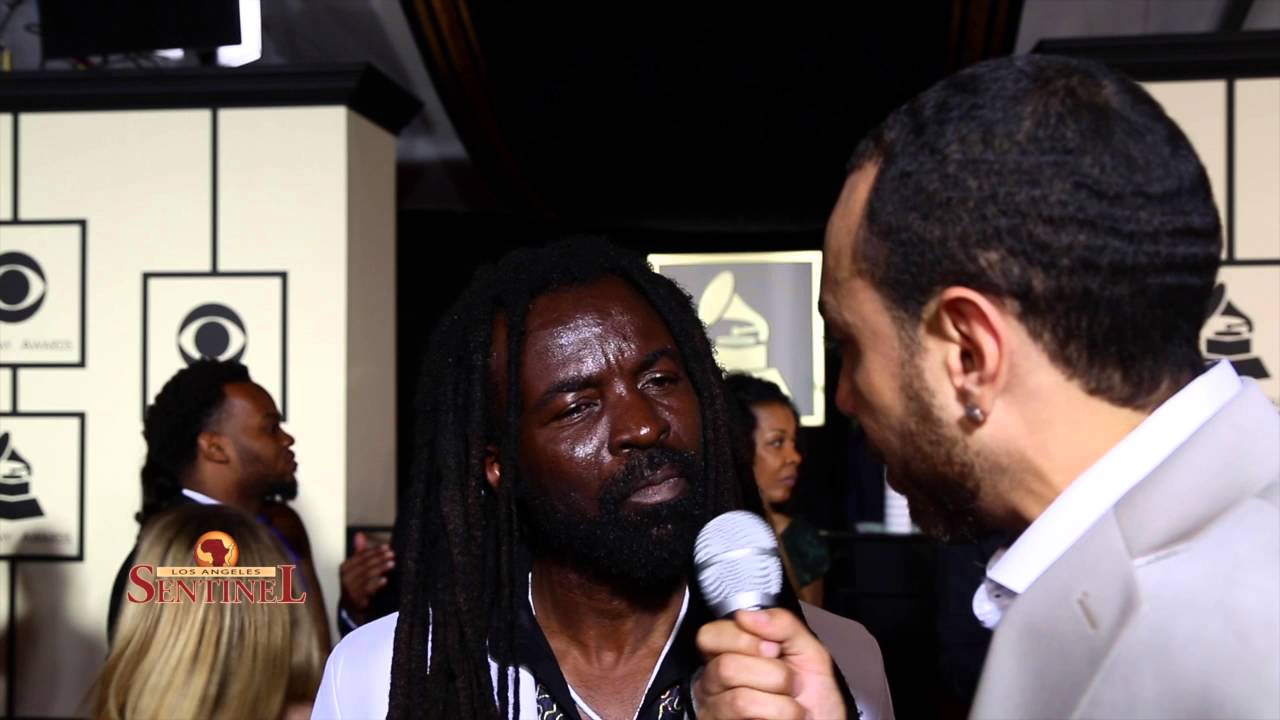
left=203, top=382, right=267, bottom=433
left=487, top=276, right=676, bottom=389
left=529, top=281, right=672, bottom=360
left=823, top=165, right=878, bottom=274
left=528, top=276, right=655, bottom=324
left=223, top=382, right=278, bottom=417
left=821, top=165, right=878, bottom=316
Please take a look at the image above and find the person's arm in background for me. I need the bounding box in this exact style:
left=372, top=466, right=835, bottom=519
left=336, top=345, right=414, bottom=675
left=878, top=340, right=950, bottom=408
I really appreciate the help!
left=779, top=515, right=831, bottom=609
left=776, top=539, right=822, bottom=606
left=337, top=532, right=395, bottom=634
left=799, top=577, right=825, bottom=607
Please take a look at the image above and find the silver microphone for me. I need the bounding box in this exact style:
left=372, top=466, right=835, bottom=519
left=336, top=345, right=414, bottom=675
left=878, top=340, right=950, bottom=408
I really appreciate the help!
left=694, top=510, right=784, bottom=617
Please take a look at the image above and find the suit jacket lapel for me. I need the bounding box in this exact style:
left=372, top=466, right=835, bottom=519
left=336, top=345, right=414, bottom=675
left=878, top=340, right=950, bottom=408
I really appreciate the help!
left=971, top=380, right=1278, bottom=719
left=1115, top=380, right=1279, bottom=559
left=971, top=512, right=1138, bottom=718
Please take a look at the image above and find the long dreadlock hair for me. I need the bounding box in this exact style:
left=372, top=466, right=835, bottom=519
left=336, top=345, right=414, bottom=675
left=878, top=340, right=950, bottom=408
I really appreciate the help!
left=388, top=238, right=764, bottom=719
left=139, top=359, right=251, bottom=524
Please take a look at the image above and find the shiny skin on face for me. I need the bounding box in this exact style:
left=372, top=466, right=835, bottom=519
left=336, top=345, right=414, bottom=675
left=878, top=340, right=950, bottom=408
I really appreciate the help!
left=511, top=276, right=703, bottom=518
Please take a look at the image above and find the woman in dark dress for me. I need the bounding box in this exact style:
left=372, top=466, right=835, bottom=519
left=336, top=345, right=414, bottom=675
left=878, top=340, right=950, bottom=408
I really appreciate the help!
left=725, top=373, right=831, bottom=606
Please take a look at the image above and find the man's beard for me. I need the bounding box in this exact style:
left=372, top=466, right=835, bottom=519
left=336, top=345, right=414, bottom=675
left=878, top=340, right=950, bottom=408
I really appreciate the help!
left=881, top=363, right=985, bottom=542
left=264, top=476, right=298, bottom=502
left=519, top=448, right=707, bottom=598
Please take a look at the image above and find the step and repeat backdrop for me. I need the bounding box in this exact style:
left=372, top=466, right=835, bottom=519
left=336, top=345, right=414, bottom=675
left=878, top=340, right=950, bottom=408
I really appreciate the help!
left=0, top=99, right=399, bottom=716
left=1145, top=76, right=1280, bottom=405
left=0, top=58, right=1273, bottom=720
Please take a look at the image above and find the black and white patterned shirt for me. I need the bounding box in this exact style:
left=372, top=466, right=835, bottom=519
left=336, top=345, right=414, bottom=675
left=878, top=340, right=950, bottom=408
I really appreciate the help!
left=517, top=574, right=699, bottom=720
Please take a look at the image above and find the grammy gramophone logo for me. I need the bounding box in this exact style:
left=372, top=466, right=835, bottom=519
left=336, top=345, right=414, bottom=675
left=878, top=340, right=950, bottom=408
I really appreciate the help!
left=1203, top=283, right=1271, bottom=380
left=0, top=431, right=44, bottom=520
left=697, top=270, right=793, bottom=397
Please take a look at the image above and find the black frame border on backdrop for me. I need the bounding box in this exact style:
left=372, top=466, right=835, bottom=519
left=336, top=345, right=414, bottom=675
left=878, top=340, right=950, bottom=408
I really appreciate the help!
left=140, top=271, right=289, bottom=421
left=1034, top=30, right=1280, bottom=82
left=0, top=220, right=88, bottom=369
left=0, top=64, right=421, bottom=136
left=1, top=411, right=85, bottom=719
left=0, top=411, right=87, bottom=562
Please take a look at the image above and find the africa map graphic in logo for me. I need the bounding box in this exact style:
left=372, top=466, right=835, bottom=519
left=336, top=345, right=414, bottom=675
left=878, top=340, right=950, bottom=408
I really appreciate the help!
left=194, top=530, right=240, bottom=568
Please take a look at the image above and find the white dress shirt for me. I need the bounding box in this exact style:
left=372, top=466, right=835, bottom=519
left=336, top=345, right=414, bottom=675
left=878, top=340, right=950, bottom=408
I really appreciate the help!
left=972, top=360, right=1243, bottom=629
left=181, top=487, right=221, bottom=505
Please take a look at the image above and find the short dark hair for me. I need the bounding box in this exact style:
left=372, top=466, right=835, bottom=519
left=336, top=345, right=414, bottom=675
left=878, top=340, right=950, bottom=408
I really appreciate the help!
left=847, top=54, right=1221, bottom=409
left=139, top=360, right=251, bottom=523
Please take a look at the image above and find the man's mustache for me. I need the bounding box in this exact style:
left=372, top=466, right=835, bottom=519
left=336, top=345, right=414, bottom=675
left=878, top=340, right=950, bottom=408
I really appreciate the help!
left=598, top=448, right=700, bottom=511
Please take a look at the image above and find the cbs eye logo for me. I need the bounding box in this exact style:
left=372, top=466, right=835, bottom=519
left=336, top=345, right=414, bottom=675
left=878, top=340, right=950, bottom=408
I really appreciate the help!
left=177, top=303, right=247, bottom=364
left=0, top=252, right=47, bottom=324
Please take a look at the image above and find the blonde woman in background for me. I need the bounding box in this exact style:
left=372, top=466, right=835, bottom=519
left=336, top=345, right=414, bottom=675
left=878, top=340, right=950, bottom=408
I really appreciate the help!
left=91, top=504, right=323, bottom=720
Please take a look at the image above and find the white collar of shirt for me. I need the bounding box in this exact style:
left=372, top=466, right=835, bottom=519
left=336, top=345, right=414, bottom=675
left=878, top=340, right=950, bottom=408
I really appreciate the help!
left=973, top=360, right=1242, bottom=629
left=181, top=487, right=222, bottom=505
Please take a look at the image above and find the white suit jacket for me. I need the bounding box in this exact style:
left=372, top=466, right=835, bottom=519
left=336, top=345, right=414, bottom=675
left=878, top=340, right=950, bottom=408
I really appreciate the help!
left=970, top=381, right=1280, bottom=719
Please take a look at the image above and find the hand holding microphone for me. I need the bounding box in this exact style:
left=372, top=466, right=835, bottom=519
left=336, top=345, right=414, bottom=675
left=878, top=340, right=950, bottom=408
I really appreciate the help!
left=693, top=511, right=845, bottom=720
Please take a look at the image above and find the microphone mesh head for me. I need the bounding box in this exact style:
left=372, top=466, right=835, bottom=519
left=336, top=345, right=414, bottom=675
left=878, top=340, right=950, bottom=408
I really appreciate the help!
left=694, top=510, right=784, bottom=617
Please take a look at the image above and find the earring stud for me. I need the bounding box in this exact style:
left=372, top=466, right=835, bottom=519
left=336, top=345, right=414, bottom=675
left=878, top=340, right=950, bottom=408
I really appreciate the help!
left=964, top=403, right=986, bottom=424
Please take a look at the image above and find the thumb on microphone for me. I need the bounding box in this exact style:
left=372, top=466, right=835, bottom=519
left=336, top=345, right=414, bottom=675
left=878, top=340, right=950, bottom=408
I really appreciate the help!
left=695, top=608, right=845, bottom=719
left=734, top=610, right=829, bottom=668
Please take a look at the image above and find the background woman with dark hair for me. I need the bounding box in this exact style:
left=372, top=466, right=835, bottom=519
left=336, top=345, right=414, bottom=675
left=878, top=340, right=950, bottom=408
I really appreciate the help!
left=724, top=372, right=831, bottom=606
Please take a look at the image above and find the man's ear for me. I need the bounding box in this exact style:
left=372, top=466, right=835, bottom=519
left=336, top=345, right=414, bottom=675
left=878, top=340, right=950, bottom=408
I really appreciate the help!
left=197, top=431, right=231, bottom=464
left=931, top=287, right=1009, bottom=423
left=484, top=443, right=501, bottom=490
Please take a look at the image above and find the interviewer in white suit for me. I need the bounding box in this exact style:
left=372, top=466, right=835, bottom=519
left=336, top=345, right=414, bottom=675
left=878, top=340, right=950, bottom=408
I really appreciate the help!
left=819, top=54, right=1279, bottom=719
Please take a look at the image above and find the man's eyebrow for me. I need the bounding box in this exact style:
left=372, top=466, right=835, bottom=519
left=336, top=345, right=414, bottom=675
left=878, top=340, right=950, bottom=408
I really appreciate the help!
left=531, top=375, right=595, bottom=412
left=529, top=348, right=680, bottom=412
left=638, top=347, right=680, bottom=372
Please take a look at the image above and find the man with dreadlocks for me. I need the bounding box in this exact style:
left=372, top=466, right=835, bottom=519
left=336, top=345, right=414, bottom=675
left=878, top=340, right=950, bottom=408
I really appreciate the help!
left=313, top=239, right=852, bottom=719
left=106, top=359, right=334, bottom=650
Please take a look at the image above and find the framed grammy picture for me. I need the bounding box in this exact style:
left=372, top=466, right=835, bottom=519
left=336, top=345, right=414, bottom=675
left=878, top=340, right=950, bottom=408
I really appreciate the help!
left=649, top=251, right=825, bottom=426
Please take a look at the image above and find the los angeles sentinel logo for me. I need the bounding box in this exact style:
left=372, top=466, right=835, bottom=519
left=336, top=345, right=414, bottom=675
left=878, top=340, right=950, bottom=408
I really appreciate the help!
left=127, top=530, right=306, bottom=605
